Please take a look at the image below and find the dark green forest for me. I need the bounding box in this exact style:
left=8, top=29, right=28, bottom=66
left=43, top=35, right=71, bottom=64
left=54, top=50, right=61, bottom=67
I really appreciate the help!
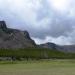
left=0, top=48, right=75, bottom=60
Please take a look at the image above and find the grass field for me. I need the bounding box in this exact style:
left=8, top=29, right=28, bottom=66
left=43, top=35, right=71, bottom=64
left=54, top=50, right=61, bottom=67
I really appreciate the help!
left=0, top=60, right=75, bottom=75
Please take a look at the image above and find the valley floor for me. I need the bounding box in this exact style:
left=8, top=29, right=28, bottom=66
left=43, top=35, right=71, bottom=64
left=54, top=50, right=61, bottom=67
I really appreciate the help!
left=0, top=60, right=75, bottom=75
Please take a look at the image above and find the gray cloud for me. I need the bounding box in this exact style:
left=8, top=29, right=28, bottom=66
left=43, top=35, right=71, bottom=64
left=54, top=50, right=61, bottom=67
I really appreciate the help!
left=0, top=0, right=75, bottom=45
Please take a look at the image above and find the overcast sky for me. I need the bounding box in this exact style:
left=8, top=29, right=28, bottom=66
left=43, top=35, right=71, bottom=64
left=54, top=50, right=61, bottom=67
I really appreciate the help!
left=0, top=0, right=75, bottom=45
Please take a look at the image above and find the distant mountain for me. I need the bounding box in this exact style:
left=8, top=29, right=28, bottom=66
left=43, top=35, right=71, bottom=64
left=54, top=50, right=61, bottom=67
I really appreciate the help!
left=40, top=42, right=56, bottom=49
left=57, top=45, right=75, bottom=53
left=40, top=42, right=75, bottom=53
left=0, top=21, right=36, bottom=49
left=1, top=21, right=75, bottom=53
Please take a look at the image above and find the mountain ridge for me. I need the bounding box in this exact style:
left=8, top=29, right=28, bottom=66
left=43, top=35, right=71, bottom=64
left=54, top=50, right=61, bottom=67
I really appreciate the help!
left=40, top=42, right=75, bottom=53
left=0, top=21, right=36, bottom=49
left=0, top=21, right=75, bottom=53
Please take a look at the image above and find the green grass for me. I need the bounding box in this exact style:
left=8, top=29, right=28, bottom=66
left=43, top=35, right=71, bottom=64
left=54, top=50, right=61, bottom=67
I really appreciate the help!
left=0, top=60, right=75, bottom=75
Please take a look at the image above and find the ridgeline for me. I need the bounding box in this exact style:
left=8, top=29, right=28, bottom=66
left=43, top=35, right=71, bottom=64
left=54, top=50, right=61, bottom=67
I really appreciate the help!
left=0, top=21, right=75, bottom=60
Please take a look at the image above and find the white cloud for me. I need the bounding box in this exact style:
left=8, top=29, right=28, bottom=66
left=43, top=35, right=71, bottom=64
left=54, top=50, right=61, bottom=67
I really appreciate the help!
left=48, top=0, right=71, bottom=13
left=47, top=0, right=75, bottom=19
left=33, top=36, right=72, bottom=45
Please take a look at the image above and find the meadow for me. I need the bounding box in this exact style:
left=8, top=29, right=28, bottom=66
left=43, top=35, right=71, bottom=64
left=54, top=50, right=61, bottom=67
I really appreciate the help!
left=0, top=48, right=75, bottom=75
left=0, top=60, right=75, bottom=75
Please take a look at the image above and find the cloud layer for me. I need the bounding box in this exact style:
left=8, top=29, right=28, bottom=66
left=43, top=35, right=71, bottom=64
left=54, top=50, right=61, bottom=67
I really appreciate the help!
left=0, top=0, right=75, bottom=45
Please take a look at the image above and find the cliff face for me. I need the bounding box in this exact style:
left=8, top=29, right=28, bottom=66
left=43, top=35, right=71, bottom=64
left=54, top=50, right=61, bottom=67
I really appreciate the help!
left=1, top=21, right=75, bottom=52
left=0, top=21, right=36, bottom=49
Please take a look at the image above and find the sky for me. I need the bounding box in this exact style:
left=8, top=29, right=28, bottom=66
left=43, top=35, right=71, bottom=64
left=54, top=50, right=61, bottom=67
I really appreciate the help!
left=0, top=0, right=75, bottom=45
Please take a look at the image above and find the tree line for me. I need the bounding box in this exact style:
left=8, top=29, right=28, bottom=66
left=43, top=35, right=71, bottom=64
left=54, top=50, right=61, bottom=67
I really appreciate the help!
left=0, top=48, right=74, bottom=60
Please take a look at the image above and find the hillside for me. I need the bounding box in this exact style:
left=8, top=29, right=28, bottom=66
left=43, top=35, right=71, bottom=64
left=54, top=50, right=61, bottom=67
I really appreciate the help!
left=40, top=42, right=75, bottom=53
left=0, top=21, right=75, bottom=60
left=0, top=21, right=75, bottom=53
left=0, top=21, right=36, bottom=49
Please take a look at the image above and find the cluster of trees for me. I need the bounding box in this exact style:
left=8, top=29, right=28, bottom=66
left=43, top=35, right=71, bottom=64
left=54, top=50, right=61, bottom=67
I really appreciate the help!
left=0, top=48, right=75, bottom=60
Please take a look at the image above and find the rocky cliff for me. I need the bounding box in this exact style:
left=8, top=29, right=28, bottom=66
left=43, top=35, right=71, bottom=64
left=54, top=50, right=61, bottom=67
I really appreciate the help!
left=0, top=21, right=36, bottom=49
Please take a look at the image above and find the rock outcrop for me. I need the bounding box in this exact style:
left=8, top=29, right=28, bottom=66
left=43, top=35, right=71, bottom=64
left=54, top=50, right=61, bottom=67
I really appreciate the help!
left=0, top=21, right=36, bottom=49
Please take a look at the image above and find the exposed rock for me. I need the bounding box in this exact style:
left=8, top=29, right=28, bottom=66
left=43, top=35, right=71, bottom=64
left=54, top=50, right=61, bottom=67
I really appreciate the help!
left=1, top=21, right=75, bottom=52
left=0, top=21, right=7, bottom=30
left=0, top=21, right=36, bottom=49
